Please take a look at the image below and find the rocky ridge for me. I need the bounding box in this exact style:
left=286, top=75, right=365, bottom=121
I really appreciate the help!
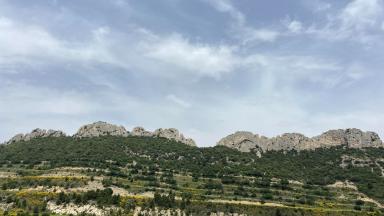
left=217, top=128, right=384, bottom=155
left=5, top=121, right=196, bottom=147
left=6, top=129, right=66, bottom=144
left=73, top=122, right=196, bottom=146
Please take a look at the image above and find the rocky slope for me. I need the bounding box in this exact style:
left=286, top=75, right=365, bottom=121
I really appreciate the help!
left=217, top=128, right=383, bottom=155
left=5, top=121, right=196, bottom=147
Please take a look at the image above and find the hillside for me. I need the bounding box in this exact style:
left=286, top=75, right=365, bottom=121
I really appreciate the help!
left=0, top=131, right=383, bottom=215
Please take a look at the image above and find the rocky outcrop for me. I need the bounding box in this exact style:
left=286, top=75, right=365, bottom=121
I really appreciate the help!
left=131, top=127, right=152, bottom=137
left=4, top=121, right=197, bottom=146
left=7, top=128, right=66, bottom=144
left=217, top=129, right=384, bottom=155
left=74, top=121, right=129, bottom=138
left=314, top=129, right=383, bottom=148
left=153, top=128, right=196, bottom=146
left=130, top=127, right=196, bottom=146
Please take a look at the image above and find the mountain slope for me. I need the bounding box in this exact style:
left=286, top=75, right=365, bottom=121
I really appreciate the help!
left=1, top=136, right=383, bottom=203
left=1, top=123, right=384, bottom=215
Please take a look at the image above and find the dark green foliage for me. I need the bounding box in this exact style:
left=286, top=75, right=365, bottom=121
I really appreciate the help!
left=55, top=188, right=120, bottom=206
left=221, top=175, right=236, bottom=184
left=1, top=177, right=86, bottom=190
left=153, top=191, right=176, bottom=208
left=203, top=179, right=223, bottom=190
left=180, top=192, right=192, bottom=209
left=1, top=136, right=384, bottom=202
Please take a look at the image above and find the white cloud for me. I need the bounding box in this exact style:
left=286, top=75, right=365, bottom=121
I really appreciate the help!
left=286, top=20, right=303, bottom=33
left=0, top=84, right=96, bottom=116
left=166, top=94, right=191, bottom=108
left=315, top=1, right=331, bottom=12
left=0, top=17, right=63, bottom=57
left=0, top=17, right=107, bottom=66
left=340, top=0, right=383, bottom=30
left=242, top=54, right=352, bottom=88
left=206, top=0, right=245, bottom=25
left=241, top=28, right=279, bottom=43
left=305, top=0, right=384, bottom=43
left=0, top=16, right=238, bottom=79
left=206, top=0, right=280, bottom=43
left=142, top=34, right=238, bottom=78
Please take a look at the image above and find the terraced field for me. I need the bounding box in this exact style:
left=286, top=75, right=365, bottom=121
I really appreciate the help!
left=0, top=165, right=382, bottom=215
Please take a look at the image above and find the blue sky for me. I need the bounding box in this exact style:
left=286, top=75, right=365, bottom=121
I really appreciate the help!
left=0, top=0, right=383, bottom=146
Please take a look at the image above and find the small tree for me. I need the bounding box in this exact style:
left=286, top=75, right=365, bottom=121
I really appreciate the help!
left=33, top=206, right=39, bottom=216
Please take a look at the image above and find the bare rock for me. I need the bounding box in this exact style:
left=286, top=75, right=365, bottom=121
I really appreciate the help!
left=218, top=129, right=384, bottom=154
left=6, top=122, right=198, bottom=147
left=314, top=128, right=383, bottom=148
left=149, top=128, right=196, bottom=146
left=153, top=128, right=196, bottom=146
left=130, top=127, right=196, bottom=146
left=268, top=133, right=316, bottom=151
left=184, top=138, right=196, bottom=147
left=131, top=127, right=153, bottom=137
left=74, top=121, right=129, bottom=138
left=217, top=131, right=261, bottom=152
left=7, top=128, right=66, bottom=144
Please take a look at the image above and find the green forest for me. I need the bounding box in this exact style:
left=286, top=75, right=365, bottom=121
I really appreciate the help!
left=0, top=136, right=383, bottom=215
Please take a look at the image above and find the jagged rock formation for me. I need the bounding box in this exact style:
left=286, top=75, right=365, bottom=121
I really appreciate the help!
left=131, top=127, right=152, bottom=137
left=217, top=128, right=384, bottom=155
left=5, top=121, right=196, bottom=147
left=7, top=128, right=66, bottom=144
left=74, top=121, right=129, bottom=138
left=313, top=129, right=383, bottom=149
left=153, top=128, right=196, bottom=146
left=131, top=127, right=196, bottom=146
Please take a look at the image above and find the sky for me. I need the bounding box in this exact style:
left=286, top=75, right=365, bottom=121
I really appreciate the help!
left=0, top=0, right=383, bottom=146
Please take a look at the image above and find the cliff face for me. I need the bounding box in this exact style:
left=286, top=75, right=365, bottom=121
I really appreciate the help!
left=217, top=129, right=384, bottom=155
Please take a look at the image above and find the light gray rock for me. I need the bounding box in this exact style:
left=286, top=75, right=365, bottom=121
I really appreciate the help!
left=217, top=129, right=384, bottom=154
left=153, top=128, right=196, bottom=146
left=7, top=133, right=25, bottom=144
left=216, top=131, right=260, bottom=153
left=6, top=121, right=197, bottom=146
left=314, top=128, right=383, bottom=149
left=74, top=121, right=129, bottom=138
left=131, top=127, right=153, bottom=137
left=7, top=128, right=66, bottom=144
left=184, top=138, right=196, bottom=147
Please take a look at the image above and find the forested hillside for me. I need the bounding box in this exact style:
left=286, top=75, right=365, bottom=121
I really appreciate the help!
left=0, top=136, right=383, bottom=215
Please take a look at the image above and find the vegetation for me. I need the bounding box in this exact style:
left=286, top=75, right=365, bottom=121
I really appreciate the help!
left=0, top=136, right=383, bottom=215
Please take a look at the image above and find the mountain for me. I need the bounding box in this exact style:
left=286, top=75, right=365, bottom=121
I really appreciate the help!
left=217, top=129, right=383, bottom=156
left=0, top=123, right=384, bottom=215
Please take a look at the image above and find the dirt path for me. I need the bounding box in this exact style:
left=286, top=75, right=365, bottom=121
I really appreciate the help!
left=360, top=196, right=384, bottom=209
left=208, top=199, right=285, bottom=207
